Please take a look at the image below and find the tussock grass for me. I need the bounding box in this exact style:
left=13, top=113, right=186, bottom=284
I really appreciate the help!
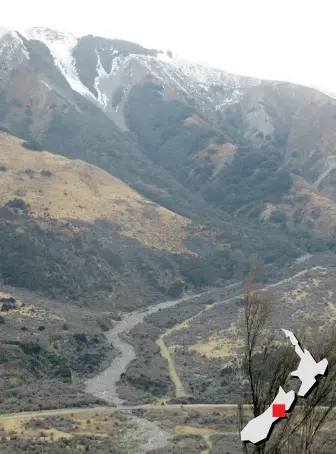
left=0, top=133, right=191, bottom=253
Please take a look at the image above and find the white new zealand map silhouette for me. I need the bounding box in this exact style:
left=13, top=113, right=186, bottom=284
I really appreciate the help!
left=240, top=329, right=328, bottom=445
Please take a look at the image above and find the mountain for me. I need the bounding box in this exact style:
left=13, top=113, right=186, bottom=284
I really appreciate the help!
left=0, top=26, right=221, bottom=220
left=0, top=25, right=335, bottom=454
left=18, top=27, right=261, bottom=128
left=1, top=27, right=335, bottom=198
left=0, top=26, right=334, bottom=306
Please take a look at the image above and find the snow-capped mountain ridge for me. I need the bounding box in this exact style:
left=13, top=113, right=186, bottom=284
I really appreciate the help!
left=0, top=27, right=29, bottom=83
left=1, top=24, right=336, bottom=104
left=21, top=27, right=96, bottom=100
left=2, top=24, right=335, bottom=145
left=0, top=24, right=335, bottom=217
left=8, top=26, right=261, bottom=115
left=4, top=24, right=322, bottom=127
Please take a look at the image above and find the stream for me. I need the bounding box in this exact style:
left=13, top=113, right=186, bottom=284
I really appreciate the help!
left=84, top=290, right=213, bottom=452
left=85, top=290, right=212, bottom=405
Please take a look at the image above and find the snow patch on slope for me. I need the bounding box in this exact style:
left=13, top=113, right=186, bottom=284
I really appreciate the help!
left=13, top=26, right=263, bottom=113
left=93, top=51, right=136, bottom=110
left=94, top=50, right=108, bottom=109
left=0, top=29, right=29, bottom=83
left=157, top=53, right=261, bottom=89
left=215, top=89, right=244, bottom=109
left=22, top=27, right=95, bottom=99
left=41, top=80, right=53, bottom=90
left=135, top=55, right=189, bottom=95
left=132, top=53, right=260, bottom=106
left=109, top=54, right=133, bottom=76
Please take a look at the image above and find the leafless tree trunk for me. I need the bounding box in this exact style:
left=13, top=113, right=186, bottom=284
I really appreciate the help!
left=237, top=271, right=336, bottom=454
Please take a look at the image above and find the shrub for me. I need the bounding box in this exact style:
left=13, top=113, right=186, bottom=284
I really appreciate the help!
left=0, top=165, right=7, bottom=171
left=168, top=281, right=184, bottom=298
left=6, top=198, right=30, bottom=211
left=25, top=106, right=33, bottom=117
left=293, top=207, right=304, bottom=224
left=1, top=301, right=17, bottom=311
left=311, top=207, right=321, bottom=219
left=22, top=140, right=43, bottom=151
left=0, top=297, right=16, bottom=303
left=269, top=210, right=287, bottom=224
left=213, top=135, right=226, bottom=144
left=40, top=169, right=52, bottom=177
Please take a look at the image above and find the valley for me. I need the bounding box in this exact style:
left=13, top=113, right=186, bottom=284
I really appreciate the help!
left=116, top=254, right=336, bottom=406
left=0, top=23, right=335, bottom=453
left=0, top=256, right=335, bottom=453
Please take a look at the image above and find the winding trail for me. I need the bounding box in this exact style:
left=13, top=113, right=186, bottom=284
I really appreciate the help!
left=156, top=335, right=188, bottom=398
left=0, top=402, right=332, bottom=422
left=155, top=267, right=320, bottom=398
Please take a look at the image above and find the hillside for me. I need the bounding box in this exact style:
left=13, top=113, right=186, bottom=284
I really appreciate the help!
left=0, top=131, right=201, bottom=308
left=0, top=132, right=190, bottom=253
left=261, top=174, right=336, bottom=236
left=0, top=129, right=333, bottom=323
left=0, top=286, right=112, bottom=414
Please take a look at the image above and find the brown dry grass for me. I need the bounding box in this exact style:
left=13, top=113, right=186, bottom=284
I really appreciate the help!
left=0, top=410, right=125, bottom=442
left=188, top=332, right=241, bottom=360
left=193, top=142, right=236, bottom=177
left=0, top=291, right=64, bottom=322
left=175, top=424, right=217, bottom=435
left=0, top=133, right=191, bottom=253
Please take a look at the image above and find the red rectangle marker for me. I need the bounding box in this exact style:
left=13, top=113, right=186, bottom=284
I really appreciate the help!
left=272, top=403, right=286, bottom=418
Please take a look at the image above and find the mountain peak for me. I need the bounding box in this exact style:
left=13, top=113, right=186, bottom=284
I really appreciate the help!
left=0, top=25, right=11, bottom=38
left=22, top=26, right=77, bottom=43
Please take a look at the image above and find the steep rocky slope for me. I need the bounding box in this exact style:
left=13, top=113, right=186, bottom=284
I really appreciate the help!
left=0, top=26, right=335, bottom=212
left=0, top=133, right=190, bottom=253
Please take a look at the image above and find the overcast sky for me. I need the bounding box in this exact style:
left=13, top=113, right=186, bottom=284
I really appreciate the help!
left=2, top=0, right=335, bottom=91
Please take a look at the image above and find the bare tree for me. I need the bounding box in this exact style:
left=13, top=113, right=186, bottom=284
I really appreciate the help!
left=238, top=271, right=336, bottom=454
